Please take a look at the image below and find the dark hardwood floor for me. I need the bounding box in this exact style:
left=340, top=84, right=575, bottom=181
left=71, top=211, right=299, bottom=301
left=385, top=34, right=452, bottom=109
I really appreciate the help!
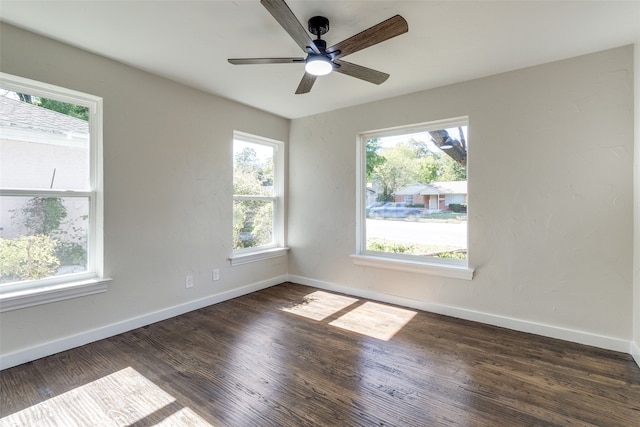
left=1, top=282, right=639, bottom=426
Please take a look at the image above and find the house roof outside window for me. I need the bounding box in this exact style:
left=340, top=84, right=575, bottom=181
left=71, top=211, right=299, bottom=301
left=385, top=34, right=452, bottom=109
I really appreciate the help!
left=396, top=181, right=467, bottom=196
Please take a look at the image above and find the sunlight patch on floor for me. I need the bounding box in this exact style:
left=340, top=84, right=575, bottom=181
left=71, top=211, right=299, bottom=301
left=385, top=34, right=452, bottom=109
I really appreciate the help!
left=329, top=301, right=417, bottom=341
left=0, top=366, right=213, bottom=427
left=280, top=290, right=359, bottom=321
left=154, top=407, right=213, bottom=426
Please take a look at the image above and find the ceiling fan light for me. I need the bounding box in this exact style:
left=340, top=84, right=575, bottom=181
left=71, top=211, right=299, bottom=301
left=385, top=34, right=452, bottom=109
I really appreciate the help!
left=305, top=56, right=333, bottom=76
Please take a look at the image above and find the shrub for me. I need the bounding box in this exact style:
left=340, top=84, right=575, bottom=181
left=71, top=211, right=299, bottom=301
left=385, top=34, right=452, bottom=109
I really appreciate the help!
left=368, top=240, right=416, bottom=254
left=437, top=251, right=467, bottom=260
left=56, top=241, right=87, bottom=266
left=0, top=235, right=60, bottom=282
left=448, top=203, right=467, bottom=213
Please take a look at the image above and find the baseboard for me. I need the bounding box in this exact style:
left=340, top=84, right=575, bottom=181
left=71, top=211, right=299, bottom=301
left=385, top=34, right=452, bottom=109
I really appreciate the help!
left=0, top=275, right=286, bottom=370
left=287, top=275, right=632, bottom=354
left=632, top=341, right=640, bottom=368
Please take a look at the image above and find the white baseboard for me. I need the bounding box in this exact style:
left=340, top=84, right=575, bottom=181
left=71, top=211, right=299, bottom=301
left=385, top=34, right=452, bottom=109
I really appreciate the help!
left=3, top=274, right=635, bottom=371
left=287, top=275, right=632, bottom=354
left=0, top=275, right=286, bottom=370
left=632, top=341, right=640, bottom=368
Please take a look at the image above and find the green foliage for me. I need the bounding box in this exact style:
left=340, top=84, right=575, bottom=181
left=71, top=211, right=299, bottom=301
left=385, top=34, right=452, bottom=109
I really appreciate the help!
left=367, top=129, right=467, bottom=202
left=56, top=241, right=87, bottom=266
left=232, top=200, right=273, bottom=249
left=418, top=155, right=440, bottom=183
left=250, top=202, right=273, bottom=246
left=0, top=235, right=60, bottom=281
left=39, top=98, right=89, bottom=121
left=233, top=143, right=275, bottom=249
left=438, top=154, right=467, bottom=181
left=365, top=139, right=386, bottom=181
left=373, top=142, right=423, bottom=202
left=368, top=239, right=416, bottom=254
left=2, top=197, right=88, bottom=283
left=437, top=251, right=467, bottom=260
left=448, top=203, right=467, bottom=213
left=13, top=197, right=67, bottom=235
left=367, top=238, right=466, bottom=259
left=15, top=92, right=89, bottom=121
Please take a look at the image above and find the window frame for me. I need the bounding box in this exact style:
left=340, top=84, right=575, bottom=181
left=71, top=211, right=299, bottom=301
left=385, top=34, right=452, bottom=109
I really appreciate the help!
left=0, top=72, right=109, bottom=312
left=354, top=116, right=474, bottom=280
left=230, top=131, right=288, bottom=266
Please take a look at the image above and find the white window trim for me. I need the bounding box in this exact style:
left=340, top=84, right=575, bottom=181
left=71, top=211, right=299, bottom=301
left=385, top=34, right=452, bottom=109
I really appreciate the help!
left=355, top=116, right=474, bottom=280
left=0, top=72, right=109, bottom=311
left=230, top=131, right=286, bottom=265
left=351, top=254, right=473, bottom=280
left=229, top=246, right=290, bottom=266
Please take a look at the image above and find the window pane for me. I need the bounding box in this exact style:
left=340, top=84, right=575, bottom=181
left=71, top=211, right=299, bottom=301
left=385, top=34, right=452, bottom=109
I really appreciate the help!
left=233, top=199, right=273, bottom=250
left=0, top=196, right=89, bottom=283
left=365, top=125, right=468, bottom=260
left=233, top=140, right=274, bottom=196
left=0, top=91, right=90, bottom=191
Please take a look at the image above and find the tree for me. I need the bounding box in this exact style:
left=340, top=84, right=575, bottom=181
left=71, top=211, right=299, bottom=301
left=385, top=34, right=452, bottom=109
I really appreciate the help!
left=13, top=197, right=67, bottom=235
left=372, top=142, right=423, bottom=201
left=419, top=154, right=440, bottom=183
left=429, top=127, right=467, bottom=166
left=39, top=98, right=89, bottom=121
left=365, top=138, right=386, bottom=181
left=233, top=144, right=275, bottom=249
left=438, top=153, right=467, bottom=181
left=0, top=235, right=60, bottom=281
left=10, top=92, right=89, bottom=121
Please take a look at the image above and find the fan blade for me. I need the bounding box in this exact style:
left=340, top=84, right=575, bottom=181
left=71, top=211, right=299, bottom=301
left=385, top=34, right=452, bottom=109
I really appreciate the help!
left=295, top=73, right=317, bottom=94
left=327, top=15, right=408, bottom=59
left=261, top=0, right=320, bottom=54
left=228, top=57, right=305, bottom=65
left=333, top=60, right=389, bottom=85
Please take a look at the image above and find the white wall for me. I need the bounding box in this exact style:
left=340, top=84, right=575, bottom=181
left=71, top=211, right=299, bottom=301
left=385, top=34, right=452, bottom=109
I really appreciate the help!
left=633, top=42, right=640, bottom=364
left=0, top=23, right=289, bottom=363
left=0, top=22, right=637, bottom=368
left=289, top=46, right=635, bottom=351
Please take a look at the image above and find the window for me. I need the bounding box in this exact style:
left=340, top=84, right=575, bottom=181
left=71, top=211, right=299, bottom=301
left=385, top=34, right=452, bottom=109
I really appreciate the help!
left=231, top=132, right=286, bottom=265
left=0, top=73, right=108, bottom=311
left=354, top=117, right=473, bottom=279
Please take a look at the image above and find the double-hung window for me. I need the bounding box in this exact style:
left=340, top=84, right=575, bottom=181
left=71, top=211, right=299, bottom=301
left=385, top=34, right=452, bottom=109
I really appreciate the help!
left=231, top=131, right=286, bottom=265
left=354, top=117, right=474, bottom=279
left=0, top=73, right=107, bottom=311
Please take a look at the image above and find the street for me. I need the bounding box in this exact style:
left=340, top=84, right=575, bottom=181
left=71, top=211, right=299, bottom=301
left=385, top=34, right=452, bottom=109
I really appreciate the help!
left=366, top=219, right=467, bottom=247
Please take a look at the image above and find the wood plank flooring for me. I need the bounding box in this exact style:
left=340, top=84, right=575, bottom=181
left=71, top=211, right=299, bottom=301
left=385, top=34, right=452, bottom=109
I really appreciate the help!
left=1, top=282, right=639, bottom=426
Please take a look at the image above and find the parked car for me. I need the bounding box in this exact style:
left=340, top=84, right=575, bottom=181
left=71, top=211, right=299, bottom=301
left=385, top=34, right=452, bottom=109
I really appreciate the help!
left=365, top=202, right=384, bottom=218
left=369, top=202, right=425, bottom=220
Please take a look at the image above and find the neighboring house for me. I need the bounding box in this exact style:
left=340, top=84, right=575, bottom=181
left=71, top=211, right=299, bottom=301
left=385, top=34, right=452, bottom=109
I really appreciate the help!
left=395, top=181, right=467, bottom=211
left=0, top=96, right=89, bottom=239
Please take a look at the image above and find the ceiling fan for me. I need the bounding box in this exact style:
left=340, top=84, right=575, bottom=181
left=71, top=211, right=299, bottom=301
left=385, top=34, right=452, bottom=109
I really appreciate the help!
left=228, top=0, right=409, bottom=94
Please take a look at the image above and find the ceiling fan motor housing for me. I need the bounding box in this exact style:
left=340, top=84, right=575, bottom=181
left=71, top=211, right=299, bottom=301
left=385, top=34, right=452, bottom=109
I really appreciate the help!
left=308, top=16, right=329, bottom=36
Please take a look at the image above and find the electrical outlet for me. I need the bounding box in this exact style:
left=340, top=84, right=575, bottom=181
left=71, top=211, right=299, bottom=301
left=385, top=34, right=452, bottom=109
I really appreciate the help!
left=185, top=275, right=194, bottom=288
left=213, top=269, right=220, bottom=281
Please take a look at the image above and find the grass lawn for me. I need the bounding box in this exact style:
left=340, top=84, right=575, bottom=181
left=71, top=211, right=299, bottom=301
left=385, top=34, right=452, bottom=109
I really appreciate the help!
left=367, top=238, right=467, bottom=259
left=420, top=212, right=467, bottom=222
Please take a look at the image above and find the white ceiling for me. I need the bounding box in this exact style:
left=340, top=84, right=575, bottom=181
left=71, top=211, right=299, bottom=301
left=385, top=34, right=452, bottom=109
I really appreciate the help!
left=1, top=1, right=639, bottom=119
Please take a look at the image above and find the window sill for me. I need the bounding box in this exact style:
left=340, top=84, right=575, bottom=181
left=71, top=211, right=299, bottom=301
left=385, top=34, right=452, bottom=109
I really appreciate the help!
left=230, top=247, right=290, bottom=266
left=351, top=254, right=474, bottom=280
left=0, top=277, right=111, bottom=313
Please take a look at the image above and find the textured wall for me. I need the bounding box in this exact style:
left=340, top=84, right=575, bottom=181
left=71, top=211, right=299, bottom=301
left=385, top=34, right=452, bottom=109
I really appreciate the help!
left=0, top=23, right=289, bottom=357
left=289, top=46, right=635, bottom=344
left=634, top=42, right=640, bottom=360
